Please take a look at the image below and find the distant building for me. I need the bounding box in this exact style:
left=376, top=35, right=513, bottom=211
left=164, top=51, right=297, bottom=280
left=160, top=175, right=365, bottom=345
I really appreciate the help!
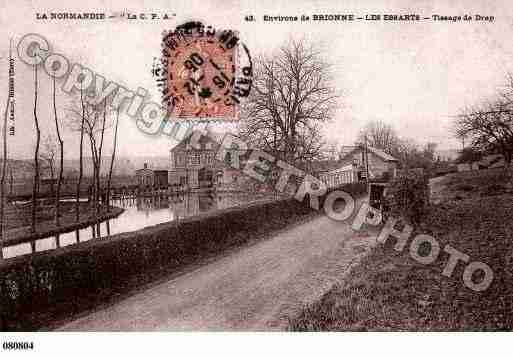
left=169, top=132, right=220, bottom=189
left=313, top=145, right=398, bottom=188
left=153, top=170, right=169, bottom=188
left=339, top=145, right=398, bottom=180
left=169, top=131, right=265, bottom=191
left=135, top=163, right=169, bottom=188
left=135, top=163, right=153, bottom=187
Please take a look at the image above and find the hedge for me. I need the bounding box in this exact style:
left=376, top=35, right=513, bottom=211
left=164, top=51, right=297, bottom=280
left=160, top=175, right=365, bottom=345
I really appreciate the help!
left=0, top=182, right=367, bottom=331
left=383, top=171, right=429, bottom=226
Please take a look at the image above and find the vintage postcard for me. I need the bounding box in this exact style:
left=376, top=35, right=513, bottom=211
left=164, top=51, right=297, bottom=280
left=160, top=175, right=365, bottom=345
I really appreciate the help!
left=0, top=0, right=512, bottom=357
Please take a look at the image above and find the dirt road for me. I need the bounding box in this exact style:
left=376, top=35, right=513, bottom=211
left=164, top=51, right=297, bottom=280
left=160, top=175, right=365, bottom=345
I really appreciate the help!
left=58, top=214, right=376, bottom=331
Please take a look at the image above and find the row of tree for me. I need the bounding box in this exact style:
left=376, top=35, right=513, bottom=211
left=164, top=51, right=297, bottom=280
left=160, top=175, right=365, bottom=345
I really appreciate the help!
left=0, top=43, right=121, bottom=257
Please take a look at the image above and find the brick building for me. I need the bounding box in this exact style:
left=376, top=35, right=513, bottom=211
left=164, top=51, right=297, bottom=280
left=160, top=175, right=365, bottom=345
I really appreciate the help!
left=169, top=132, right=220, bottom=190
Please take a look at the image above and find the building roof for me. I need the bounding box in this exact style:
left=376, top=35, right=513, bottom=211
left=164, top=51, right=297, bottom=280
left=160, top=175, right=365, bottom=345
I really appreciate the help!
left=170, top=130, right=224, bottom=152
left=368, top=146, right=398, bottom=162
left=340, top=145, right=398, bottom=162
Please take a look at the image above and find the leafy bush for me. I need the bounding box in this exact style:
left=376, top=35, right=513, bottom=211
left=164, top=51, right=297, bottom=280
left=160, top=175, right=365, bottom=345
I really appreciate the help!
left=384, top=171, right=429, bottom=226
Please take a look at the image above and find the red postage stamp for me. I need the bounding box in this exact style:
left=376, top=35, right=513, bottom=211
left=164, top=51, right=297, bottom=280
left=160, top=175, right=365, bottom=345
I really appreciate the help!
left=159, top=21, right=253, bottom=121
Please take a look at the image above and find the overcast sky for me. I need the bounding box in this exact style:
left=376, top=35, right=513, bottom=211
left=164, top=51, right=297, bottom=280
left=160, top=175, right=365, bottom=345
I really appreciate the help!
left=1, top=0, right=513, bottom=159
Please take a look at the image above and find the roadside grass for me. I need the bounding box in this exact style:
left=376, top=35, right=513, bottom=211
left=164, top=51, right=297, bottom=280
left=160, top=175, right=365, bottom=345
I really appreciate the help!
left=289, top=168, right=513, bottom=331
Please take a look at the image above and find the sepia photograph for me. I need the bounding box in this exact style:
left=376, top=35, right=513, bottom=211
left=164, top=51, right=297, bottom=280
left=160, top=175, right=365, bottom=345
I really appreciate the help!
left=0, top=0, right=512, bottom=357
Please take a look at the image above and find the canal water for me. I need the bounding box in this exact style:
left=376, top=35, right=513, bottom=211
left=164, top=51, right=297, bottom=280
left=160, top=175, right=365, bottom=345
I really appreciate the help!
left=2, top=192, right=280, bottom=259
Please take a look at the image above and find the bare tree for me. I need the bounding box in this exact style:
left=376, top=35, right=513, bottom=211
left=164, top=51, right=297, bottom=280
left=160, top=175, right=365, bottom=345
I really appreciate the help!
left=453, top=73, right=513, bottom=167
left=8, top=165, right=13, bottom=196
left=455, top=101, right=513, bottom=166
left=40, top=134, right=57, bottom=194
left=106, top=107, right=120, bottom=209
left=76, top=88, right=85, bottom=223
left=357, top=120, right=400, bottom=156
left=93, top=99, right=108, bottom=236
left=239, top=39, right=339, bottom=164
left=31, top=65, right=41, bottom=233
left=68, top=92, right=112, bottom=236
left=52, top=75, right=64, bottom=226
left=295, top=122, right=325, bottom=162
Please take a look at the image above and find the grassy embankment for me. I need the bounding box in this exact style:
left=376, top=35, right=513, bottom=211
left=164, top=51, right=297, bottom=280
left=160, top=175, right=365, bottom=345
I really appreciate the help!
left=6, top=176, right=137, bottom=201
left=3, top=201, right=124, bottom=246
left=289, top=167, right=513, bottom=331
left=0, top=184, right=367, bottom=331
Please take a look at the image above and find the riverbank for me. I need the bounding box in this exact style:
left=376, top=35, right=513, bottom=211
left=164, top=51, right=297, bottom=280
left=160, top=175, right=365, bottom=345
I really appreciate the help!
left=0, top=183, right=367, bottom=330
left=3, top=202, right=124, bottom=247
left=288, top=168, right=513, bottom=330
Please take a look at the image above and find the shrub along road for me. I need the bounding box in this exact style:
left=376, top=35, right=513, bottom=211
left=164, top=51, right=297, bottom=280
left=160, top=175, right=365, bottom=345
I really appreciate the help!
left=57, top=212, right=375, bottom=331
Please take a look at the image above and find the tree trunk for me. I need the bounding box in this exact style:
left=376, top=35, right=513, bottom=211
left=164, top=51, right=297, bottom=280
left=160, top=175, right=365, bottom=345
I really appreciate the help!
left=96, top=100, right=106, bottom=234
left=89, top=136, right=98, bottom=238
left=49, top=163, right=54, bottom=196
left=53, top=77, right=64, bottom=235
left=76, top=88, right=85, bottom=222
left=9, top=167, right=13, bottom=196
left=106, top=108, right=120, bottom=209
left=31, top=66, right=41, bottom=233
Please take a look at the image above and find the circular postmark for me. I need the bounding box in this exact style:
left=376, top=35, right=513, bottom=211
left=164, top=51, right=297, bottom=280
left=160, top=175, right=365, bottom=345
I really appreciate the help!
left=156, top=21, right=252, bottom=121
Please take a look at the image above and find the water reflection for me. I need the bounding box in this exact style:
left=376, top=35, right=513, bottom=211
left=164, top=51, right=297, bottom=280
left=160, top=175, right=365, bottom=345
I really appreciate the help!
left=2, top=192, right=277, bottom=259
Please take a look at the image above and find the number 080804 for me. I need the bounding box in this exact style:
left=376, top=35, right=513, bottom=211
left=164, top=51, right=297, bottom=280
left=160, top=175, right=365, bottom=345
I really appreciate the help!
left=2, top=341, right=34, bottom=350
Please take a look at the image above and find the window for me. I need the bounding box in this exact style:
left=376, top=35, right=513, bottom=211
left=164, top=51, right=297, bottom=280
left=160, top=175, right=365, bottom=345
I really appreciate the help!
left=189, top=153, right=200, bottom=165
left=176, top=153, right=185, bottom=166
